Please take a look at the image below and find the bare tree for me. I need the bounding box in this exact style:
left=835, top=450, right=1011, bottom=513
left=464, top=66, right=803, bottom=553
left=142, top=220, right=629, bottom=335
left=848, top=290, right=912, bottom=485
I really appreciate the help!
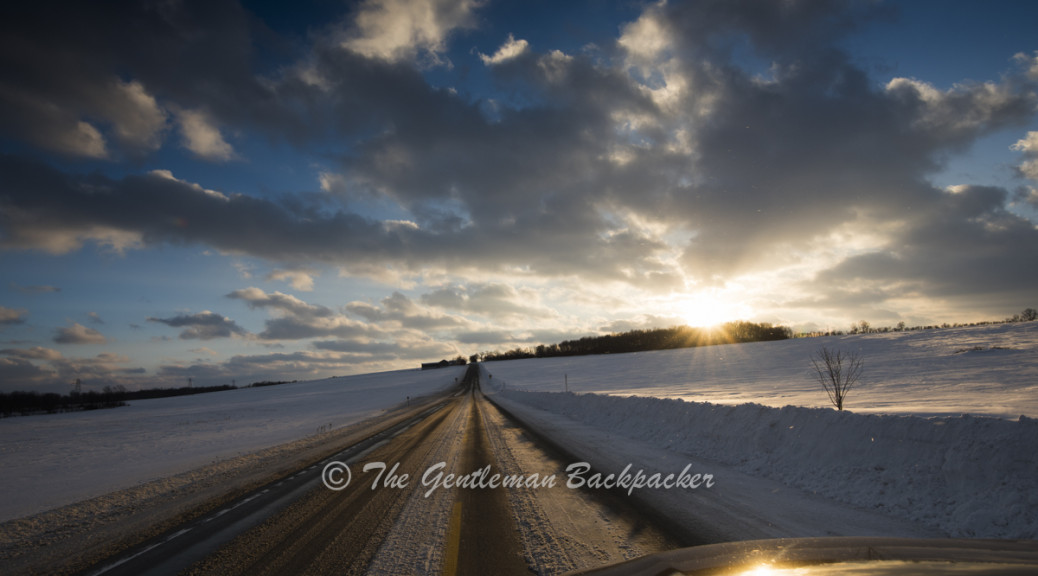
left=811, top=346, right=864, bottom=411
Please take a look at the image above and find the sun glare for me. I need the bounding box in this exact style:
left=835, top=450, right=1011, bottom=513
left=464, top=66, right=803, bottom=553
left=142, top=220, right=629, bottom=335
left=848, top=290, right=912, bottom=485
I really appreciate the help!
left=742, top=564, right=776, bottom=576
left=674, top=291, right=750, bottom=328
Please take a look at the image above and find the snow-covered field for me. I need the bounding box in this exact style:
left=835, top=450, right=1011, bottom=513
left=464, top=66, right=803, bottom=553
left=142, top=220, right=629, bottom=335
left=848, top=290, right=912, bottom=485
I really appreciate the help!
left=482, top=322, right=1038, bottom=418
left=484, top=322, right=1038, bottom=539
left=2, top=322, right=1036, bottom=541
left=0, top=366, right=463, bottom=522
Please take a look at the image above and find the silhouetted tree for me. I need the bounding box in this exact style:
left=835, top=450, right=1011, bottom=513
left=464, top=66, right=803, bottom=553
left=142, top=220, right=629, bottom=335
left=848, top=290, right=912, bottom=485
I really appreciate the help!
left=811, top=346, right=864, bottom=411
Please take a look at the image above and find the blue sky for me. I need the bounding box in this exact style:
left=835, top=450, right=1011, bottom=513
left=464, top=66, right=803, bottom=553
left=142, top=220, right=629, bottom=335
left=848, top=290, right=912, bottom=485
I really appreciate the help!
left=2, top=0, right=1037, bottom=392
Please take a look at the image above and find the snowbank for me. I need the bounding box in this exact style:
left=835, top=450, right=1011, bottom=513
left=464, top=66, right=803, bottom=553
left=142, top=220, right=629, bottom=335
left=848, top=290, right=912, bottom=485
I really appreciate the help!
left=482, top=323, right=1038, bottom=539
left=493, top=389, right=1038, bottom=539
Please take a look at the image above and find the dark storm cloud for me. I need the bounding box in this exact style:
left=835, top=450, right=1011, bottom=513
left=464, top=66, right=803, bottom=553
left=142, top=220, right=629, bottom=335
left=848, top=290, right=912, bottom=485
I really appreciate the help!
left=147, top=311, right=247, bottom=340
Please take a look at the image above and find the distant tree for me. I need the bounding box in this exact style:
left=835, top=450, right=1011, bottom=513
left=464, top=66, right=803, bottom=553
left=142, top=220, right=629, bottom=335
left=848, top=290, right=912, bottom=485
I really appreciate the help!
left=1022, top=308, right=1038, bottom=322
left=811, top=346, right=864, bottom=411
left=895, top=321, right=906, bottom=332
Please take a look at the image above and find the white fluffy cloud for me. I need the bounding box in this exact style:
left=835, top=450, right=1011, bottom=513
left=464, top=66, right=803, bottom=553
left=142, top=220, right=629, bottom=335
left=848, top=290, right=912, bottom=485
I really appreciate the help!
left=342, top=0, right=481, bottom=64
left=176, top=108, right=238, bottom=161
left=479, top=34, right=529, bottom=66
left=1011, top=131, right=1038, bottom=180
left=266, top=269, right=319, bottom=291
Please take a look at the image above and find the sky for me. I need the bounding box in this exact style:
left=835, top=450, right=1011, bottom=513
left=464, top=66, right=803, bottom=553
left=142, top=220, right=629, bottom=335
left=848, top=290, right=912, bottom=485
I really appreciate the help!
left=1, top=0, right=1037, bottom=392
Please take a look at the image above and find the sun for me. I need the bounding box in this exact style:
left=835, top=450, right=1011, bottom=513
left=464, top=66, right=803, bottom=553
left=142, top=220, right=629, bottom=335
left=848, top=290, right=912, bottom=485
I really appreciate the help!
left=673, top=290, right=750, bottom=328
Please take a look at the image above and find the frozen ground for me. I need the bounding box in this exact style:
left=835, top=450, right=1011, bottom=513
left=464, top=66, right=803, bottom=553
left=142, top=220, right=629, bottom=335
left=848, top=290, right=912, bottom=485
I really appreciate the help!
left=0, top=366, right=463, bottom=522
left=482, top=322, right=1038, bottom=539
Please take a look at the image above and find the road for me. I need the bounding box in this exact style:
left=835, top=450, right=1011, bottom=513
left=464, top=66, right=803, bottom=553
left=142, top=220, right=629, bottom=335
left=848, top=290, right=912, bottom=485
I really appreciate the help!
left=78, top=365, right=693, bottom=576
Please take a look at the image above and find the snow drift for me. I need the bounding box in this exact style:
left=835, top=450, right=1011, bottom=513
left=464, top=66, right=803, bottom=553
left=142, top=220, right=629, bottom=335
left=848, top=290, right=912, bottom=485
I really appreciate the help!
left=493, top=385, right=1038, bottom=538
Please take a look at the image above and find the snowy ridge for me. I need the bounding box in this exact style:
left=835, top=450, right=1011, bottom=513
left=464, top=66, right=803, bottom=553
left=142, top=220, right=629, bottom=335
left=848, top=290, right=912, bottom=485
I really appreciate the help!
left=493, top=390, right=1038, bottom=539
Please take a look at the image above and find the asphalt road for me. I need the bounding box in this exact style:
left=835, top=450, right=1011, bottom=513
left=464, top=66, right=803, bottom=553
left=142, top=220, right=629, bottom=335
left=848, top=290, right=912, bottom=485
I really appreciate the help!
left=77, top=365, right=686, bottom=575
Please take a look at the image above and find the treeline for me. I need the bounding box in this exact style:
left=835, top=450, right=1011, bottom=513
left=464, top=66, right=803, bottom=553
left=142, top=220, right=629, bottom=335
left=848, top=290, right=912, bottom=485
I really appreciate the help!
left=0, top=389, right=127, bottom=416
left=796, top=307, right=1038, bottom=337
left=476, top=321, right=792, bottom=363
left=250, top=380, right=297, bottom=388
left=0, top=384, right=237, bottom=417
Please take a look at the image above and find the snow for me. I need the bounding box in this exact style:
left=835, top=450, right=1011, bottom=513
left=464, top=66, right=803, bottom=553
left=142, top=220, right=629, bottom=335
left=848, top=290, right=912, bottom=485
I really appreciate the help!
left=0, top=366, right=463, bottom=522
left=481, top=322, right=1038, bottom=418
left=2, top=322, right=1036, bottom=543
left=483, top=323, right=1038, bottom=539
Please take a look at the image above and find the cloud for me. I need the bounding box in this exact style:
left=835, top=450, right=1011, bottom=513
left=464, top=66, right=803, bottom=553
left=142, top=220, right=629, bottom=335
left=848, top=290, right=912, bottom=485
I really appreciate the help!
left=227, top=287, right=379, bottom=340
left=0, top=0, right=1037, bottom=342
left=1014, top=51, right=1038, bottom=80
left=0, top=357, right=54, bottom=388
left=0, top=346, right=148, bottom=393
left=346, top=291, right=471, bottom=331
left=87, top=312, right=105, bottom=325
left=10, top=283, right=60, bottom=294
left=311, top=337, right=455, bottom=361
left=342, top=0, right=481, bottom=64
left=147, top=311, right=246, bottom=340
left=175, top=108, right=238, bottom=161
left=807, top=185, right=1038, bottom=315
left=227, top=287, right=333, bottom=319
left=0, top=346, right=63, bottom=361
left=51, top=352, right=142, bottom=387
left=0, top=28, right=166, bottom=160
left=0, top=306, right=27, bottom=326
left=479, top=34, right=529, bottom=66
left=104, top=79, right=167, bottom=152
left=189, top=347, right=219, bottom=356
left=54, top=323, right=107, bottom=345
left=1011, top=131, right=1038, bottom=180
left=266, top=269, right=318, bottom=291
left=154, top=345, right=453, bottom=386
left=420, top=283, right=554, bottom=320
